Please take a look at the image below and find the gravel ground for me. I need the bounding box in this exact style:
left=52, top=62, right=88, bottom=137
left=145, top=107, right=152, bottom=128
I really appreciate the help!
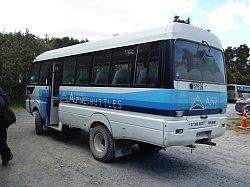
left=227, top=103, right=242, bottom=119
left=0, top=109, right=249, bottom=187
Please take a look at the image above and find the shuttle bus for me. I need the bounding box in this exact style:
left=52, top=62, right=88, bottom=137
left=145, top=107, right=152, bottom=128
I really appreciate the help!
left=26, top=22, right=227, bottom=162
left=227, top=84, right=250, bottom=102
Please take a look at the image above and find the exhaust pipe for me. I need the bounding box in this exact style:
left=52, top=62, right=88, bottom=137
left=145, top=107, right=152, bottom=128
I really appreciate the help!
left=195, top=139, right=216, bottom=146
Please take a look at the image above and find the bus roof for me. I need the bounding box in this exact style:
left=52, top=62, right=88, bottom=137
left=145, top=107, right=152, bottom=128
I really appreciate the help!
left=34, top=23, right=223, bottom=62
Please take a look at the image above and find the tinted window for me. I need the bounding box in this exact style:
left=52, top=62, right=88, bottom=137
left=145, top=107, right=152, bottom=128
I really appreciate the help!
left=39, top=63, right=50, bottom=85
left=76, top=55, right=92, bottom=85
left=62, top=57, right=76, bottom=84
left=175, top=40, right=225, bottom=83
left=91, top=51, right=111, bottom=85
left=148, top=43, right=160, bottom=85
left=110, top=47, right=135, bottom=85
left=29, top=63, right=40, bottom=84
left=135, top=42, right=160, bottom=86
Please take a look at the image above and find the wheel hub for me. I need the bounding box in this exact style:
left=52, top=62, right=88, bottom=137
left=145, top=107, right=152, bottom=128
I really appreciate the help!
left=94, top=133, right=106, bottom=153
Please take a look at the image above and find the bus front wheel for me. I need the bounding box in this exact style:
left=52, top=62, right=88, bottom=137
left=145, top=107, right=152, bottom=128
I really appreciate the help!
left=34, top=111, right=44, bottom=135
left=89, top=124, right=115, bottom=162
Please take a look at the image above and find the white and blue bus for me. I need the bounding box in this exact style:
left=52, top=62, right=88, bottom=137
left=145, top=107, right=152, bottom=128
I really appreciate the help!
left=227, top=84, right=250, bottom=102
left=26, top=22, right=227, bottom=162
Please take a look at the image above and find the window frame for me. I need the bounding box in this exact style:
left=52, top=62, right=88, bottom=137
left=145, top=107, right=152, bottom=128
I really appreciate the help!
left=173, top=38, right=227, bottom=85
left=134, top=41, right=162, bottom=88
left=75, top=54, right=93, bottom=86
left=90, top=50, right=112, bottom=86
left=61, top=56, right=77, bottom=86
left=32, top=40, right=166, bottom=88
left=28, top=62, right=41, bottom=85
left=109, top=46, right=137, bottom=87
left=38, top=61, right=51, bottom=86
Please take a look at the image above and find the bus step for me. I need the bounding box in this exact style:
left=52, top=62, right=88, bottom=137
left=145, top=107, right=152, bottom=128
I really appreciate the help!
left=48, top=122, right=63, bottom=131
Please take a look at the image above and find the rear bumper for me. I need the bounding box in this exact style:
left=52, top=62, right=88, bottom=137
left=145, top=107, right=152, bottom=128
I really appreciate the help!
left=164, top=114, right=227, bottom=147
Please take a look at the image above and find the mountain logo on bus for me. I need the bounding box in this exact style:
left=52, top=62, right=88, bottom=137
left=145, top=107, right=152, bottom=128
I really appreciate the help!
left=190, top=96, right=205, bottom=110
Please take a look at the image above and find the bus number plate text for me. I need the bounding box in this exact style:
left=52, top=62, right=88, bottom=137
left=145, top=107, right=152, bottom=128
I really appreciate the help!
left=190, top=83, right=203, bottom=90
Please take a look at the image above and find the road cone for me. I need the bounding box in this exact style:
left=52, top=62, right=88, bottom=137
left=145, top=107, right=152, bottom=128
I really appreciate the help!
left=238, top=109, right=249, bottom=129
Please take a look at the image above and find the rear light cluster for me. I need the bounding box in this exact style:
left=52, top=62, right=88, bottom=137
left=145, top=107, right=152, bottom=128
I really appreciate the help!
left=175, top=111, right=184, bottom=117
left=175, top=129, right=183, bottom=134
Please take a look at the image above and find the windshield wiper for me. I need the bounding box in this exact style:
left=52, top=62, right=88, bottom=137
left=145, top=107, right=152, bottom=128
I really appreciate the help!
left=202, top=40, right=213, bottom=57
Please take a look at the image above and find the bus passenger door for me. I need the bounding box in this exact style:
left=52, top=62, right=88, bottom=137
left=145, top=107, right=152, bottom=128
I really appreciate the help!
left=49, top=62, right=63, bottom=125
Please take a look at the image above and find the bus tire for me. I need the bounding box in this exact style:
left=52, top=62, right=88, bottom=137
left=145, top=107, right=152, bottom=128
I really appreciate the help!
left=89, top=124, right=115, bottom=162
left=34, top=111, right=44, bottom=135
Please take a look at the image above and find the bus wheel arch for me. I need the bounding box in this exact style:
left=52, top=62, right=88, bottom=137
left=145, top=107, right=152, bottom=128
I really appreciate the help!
left=31, top=101, right=40, bottom=114
left=88, top=113, right=113, bottom=135
left=32, top=106, right=39, bottom=113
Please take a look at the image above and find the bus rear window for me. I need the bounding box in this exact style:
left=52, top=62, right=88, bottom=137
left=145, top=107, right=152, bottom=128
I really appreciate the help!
left=175, top=40, right=226, bottom=84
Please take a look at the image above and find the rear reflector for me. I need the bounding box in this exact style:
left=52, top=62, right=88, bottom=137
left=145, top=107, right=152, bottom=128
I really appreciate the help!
left=175, top=129, right=183, bottom=134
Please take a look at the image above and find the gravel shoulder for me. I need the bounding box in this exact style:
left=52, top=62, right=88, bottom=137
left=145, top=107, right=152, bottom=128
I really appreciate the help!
left=0, top=109, right=249, bottom=186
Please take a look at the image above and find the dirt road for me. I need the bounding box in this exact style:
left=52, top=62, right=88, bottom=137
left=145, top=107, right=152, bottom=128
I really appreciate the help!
left=0, top=109, right=249, bottom=186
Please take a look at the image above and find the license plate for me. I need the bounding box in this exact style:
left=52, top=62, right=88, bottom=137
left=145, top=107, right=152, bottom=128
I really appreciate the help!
left=190, top=83, right=203, bottom=90
left=189, top=120, right=216, bottom=129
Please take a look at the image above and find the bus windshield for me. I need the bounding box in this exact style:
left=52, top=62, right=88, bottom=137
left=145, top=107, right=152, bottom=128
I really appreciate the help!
left=175, top=40, right=226, bottom=84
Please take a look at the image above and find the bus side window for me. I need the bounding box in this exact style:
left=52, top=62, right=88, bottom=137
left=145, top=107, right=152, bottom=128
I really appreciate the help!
left=39, top=62, right=50, bottom=85
left=62, top=57, right=76, bottom=84
left=91, top=51, right=111, bottom=85
left=148, top=43, right=160, bottom=86
left=135, top=42, right=160, bottom=86
left=76, top=55, right=92, bottom=85
left=109, top=47, right=135, bottom=86
left=29, top=63, right=40, bottom=84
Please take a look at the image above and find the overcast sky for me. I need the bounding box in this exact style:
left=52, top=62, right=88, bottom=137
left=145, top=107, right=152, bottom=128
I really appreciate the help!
left=1, top=0, right=250, bottom=49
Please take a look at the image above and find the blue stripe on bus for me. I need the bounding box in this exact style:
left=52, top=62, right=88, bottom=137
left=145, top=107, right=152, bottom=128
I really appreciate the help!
left=37, top=89, right=227, bottom=118
left=59, top=89, right=227, bottom=113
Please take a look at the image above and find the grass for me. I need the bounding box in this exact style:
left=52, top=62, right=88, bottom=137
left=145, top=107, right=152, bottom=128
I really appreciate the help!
left=9, top=102, right=25, bottom=109
left=227, top=118, right=250, bottom=134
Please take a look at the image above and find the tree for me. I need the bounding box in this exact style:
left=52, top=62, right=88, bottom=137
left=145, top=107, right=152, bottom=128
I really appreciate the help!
left=226, top=69, right=236, bottom=84
left=0, top=30, right=88, bottom=102
left=47, top=37, right=88, bottom=50
left=224, top=44, right=250, bottom=85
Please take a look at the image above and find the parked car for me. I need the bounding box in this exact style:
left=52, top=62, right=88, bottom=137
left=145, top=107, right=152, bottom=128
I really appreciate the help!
left=235, top=98, right=250, bottom=114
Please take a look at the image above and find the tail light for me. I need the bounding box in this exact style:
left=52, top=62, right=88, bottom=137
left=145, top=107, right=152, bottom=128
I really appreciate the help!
left=175, top=111, right=184, bottom=117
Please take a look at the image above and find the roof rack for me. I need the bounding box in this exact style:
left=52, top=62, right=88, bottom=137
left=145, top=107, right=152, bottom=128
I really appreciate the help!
left=173, top=15, right=190, bottom=24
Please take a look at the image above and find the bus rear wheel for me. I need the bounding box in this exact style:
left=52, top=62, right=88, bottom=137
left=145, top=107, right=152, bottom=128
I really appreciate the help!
left=34, top=111, right=44, bottom=135
left=89, top=124, right=115, bottom=162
